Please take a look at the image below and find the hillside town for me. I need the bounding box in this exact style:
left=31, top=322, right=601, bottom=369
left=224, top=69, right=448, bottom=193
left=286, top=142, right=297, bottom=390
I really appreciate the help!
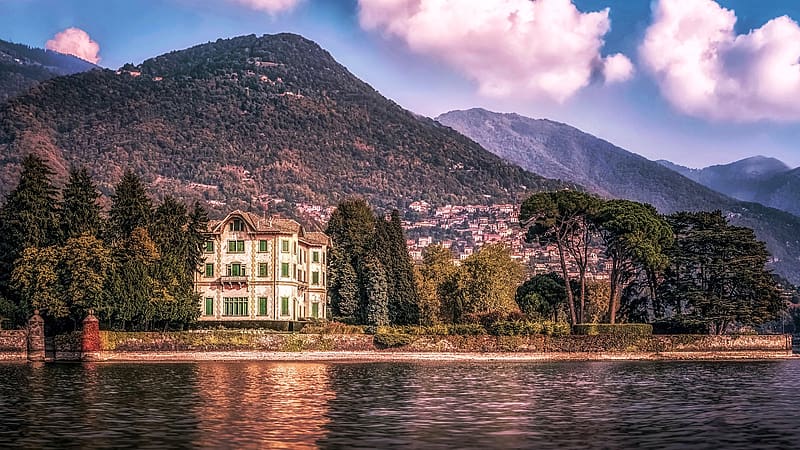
left=297, top=200, right=612, bottom=280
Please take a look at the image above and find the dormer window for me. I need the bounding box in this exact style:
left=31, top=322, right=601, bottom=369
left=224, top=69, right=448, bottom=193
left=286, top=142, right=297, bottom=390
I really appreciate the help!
left=230, top=219, right=244, bottom=232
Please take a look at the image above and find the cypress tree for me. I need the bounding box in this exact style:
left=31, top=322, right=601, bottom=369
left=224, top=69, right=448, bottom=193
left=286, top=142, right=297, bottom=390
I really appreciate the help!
left=361, top=254, right=389, bottom=326
left=0, top=154, right=59, bottom=321
left=60, top=166, right=102, bottom=240
left=108, top=170, right=152, bottom=242
left=385, top=210, right=419, bottom=325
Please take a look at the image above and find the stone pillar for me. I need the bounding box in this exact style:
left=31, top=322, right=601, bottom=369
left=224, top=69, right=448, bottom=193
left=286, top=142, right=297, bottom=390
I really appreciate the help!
left=81, top=309, right=101, bottom=361
left=26, top=310, right=45, bottom=362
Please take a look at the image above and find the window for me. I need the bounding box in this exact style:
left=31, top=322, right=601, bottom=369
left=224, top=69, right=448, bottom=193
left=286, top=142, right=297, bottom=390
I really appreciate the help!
left=204, top=241, right=215, bottom=253
left=322, top=251, right=326, bottom=264
left=258, top=263, right=269, bottom=277
left=204, top=298, right=214, bottom=316
left=223, top=297, right=248, bottom=316
left=281, top=297, right=290, bottom=316
left=258, top=240, right=268, bottom=252
left=293, top=264, right=297, bottom=279
left=322, top=273, right=326, bottom=286
left=281, top=239, right=289, bottom=253
left=228, top=240, right=245, bottom=253
left=281, top=262, right=289, bottom=278
left=205, top=263, right=214, bottom=278
left=258, top=297, right=268, bottom=316
left=312, top=251, right=320, bottom=263
left=312, top=271, right=319, bottom=286
left=311, top=302, right=319, bottom=319
left=230, top=219, right=244, bottom=232
left=293, top=241, right=297, bottom=255
left=227, top=263, right=245, bottom=277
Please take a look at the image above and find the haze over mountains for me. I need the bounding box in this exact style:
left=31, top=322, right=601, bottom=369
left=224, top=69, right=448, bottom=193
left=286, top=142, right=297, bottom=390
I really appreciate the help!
left=437, top=108, right=800, bottom=283
left=0, top=33, right=566, bottom=213
left=659, top=157, right=800, bottom=217
left=0, top=38, right=97, bottom=102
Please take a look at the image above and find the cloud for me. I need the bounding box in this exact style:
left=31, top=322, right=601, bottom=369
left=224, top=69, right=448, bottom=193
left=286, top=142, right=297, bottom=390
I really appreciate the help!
left=641, top=0, right=800, bottom=122
left=227, top=0, right=300, bottom=14
left=358, top=0, right=632, bottom=103
left=45, top=27, right=101, bottom=64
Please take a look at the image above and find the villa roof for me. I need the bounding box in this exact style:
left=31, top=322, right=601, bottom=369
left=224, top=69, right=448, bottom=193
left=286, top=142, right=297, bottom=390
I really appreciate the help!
left=207, top=210, right=328, bottom=246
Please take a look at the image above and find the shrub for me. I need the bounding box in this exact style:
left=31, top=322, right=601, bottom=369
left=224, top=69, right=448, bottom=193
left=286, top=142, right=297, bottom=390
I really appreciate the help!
left=486, top=320, right=570, bottom=336
left=448, top=323, right=486, bottom=335
left=505, top=310, right=528, bottom=322
left=652, top=318, right=708, bottom=335
left=374, top=332, right=414, bottom=348
left=572, top=323, right=653, bottom=337
left=189, top=320, right=304, bottom=332
left=300, top=321, right=365, bottom=335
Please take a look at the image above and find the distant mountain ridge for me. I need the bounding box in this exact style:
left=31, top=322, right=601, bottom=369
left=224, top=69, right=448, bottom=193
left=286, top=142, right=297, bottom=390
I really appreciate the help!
left=0, top=33, right=568, bottom=215
left=437, top=108, right=800, bottom=284
left=658, top=157, right=800, bottom=217
left=0, top=38, right=97, bottom=102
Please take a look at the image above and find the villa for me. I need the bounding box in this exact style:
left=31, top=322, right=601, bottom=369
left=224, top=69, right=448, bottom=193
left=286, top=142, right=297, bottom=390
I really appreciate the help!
left=196, top=210, right=329, bottom=321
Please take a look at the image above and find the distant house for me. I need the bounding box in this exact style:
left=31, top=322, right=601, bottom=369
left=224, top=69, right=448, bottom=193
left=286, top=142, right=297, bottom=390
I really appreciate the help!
left=195, top=210, right=329, bottom=322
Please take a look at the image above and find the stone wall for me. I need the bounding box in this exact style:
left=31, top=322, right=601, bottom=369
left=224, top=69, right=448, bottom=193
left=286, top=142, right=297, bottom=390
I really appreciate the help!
left=0, top=330, right=27, bottom=360
left=90, top=331, right=792, bottom=356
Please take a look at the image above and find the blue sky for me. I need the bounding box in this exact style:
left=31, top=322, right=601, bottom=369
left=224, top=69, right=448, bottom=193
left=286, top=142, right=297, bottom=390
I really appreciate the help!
left=2, top=0, right=800, bottom=168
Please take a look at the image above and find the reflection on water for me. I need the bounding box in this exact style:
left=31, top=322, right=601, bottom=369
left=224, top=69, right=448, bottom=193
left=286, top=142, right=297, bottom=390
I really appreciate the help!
left=0, top=360, right=799, bottom=448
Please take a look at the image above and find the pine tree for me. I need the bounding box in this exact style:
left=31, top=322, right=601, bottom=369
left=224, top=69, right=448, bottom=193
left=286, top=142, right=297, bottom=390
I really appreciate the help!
left=60, top=166, right=102, bottom=240
left=376, top=210, right=420, bottom=325
left=0, top=154, right=59, bottom=323
left=328, top=247, right=359, bottom=321
left=362, top=254, right=389, bottom=326
left=108, top=170, right=152, bottom=242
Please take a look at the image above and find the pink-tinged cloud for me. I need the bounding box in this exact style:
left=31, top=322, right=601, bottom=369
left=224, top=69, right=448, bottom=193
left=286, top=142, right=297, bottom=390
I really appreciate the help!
left=358, top=0, right=633, bottom=103
left=228, top=0, right=300, bottom=13
left=603, top=53, right=634, bottom=84
left=641, top=0, right=800, bottom=122
left=45, top=28, right=100, bottom=64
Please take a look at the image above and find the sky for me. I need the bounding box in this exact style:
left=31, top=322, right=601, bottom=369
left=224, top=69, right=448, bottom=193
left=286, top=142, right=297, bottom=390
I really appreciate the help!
left=2, top=0, right=800, bottom=168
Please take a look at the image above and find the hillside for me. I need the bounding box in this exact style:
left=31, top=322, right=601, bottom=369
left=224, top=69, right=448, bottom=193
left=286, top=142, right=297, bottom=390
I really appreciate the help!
left=437, top=108, right=800, bottom=283
left=0, top=39, right=97, bottom=102
left=659, top=157, right=800, bottom=217
left=0, top=34, right=568, bottom=215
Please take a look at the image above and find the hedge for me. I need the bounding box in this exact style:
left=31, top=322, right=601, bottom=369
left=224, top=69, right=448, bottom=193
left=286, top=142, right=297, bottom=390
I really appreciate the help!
left=652, top=318, right=708, bottom=335
left=488, top=321, right=571, bottom=336
left=189, top=320, right=306, bottom=332
left=572, top=323, right=653, bottom=337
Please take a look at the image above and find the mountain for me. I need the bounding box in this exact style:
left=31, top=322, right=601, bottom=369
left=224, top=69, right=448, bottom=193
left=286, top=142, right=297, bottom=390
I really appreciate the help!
left=0, top=39, right=97, bottom=102
left=437, top=108, right=800, bottom=283
left=0, top=33, right=567, bottom=215
left=658, top=157, right=800, bottom=217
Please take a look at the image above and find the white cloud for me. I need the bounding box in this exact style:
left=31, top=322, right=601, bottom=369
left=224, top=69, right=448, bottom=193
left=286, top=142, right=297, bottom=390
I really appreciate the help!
left=603, top=53, right=634, bottom=84
left=358, top=0, right=632, bottom=103
left=45, top=27, right=101, bottom=64
left=228, top=0, right=300, bottom=14
left=641, top=0, right=800, bottom=122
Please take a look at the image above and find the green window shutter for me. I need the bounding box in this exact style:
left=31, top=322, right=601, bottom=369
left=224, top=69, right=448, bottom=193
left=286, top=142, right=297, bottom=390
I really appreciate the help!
left=281, top=297, right=290, bottom=316
left=312, top=271, right=319, bottom=285
left=312, top=303, right=319, bottom=318
left=259, top=240, right=268, bottom=252
left=204, top=241, right=214, bottom=253
left=258, top=263, right=268, bottom=277
left=205, top=298, right=214, bottom=316
left=281, top=240, right=289, bottom=253
left=228, top=240, right=235, bottom=252
left=205, top=263, right=214, bottom=278
left=312, top=251, right=319, bottom=263
left=281, top=263, right=289, bottom=278
left=237, top=240, right=244, bottom=252
left=258, top=297, right=267, bottom=316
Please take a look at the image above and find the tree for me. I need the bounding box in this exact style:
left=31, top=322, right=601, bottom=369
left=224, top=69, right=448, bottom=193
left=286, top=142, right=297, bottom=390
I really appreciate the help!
left=415, top=245, right=456, bottom=325
left=328, top=246, right=359, bottom=321
left=0, top=154, right=60, bottom=316
left=60, top=166, right=102, bottom=240
left=515, top=272, right=567, bottom=321
left=361, top=254, right=389, bottom=326
left=10, top=246, right=64, bottom=319
left=59, top=234, right=111, bottom=326
left=660, top=211, right=783, bottom=334
left=105, top=227, right=160, bottom=330
left=375, top=210, right=419, bottom=325
left=594, top=199, right=673, bottom=324
left=108, top=170, right=152, bottom=242
left=520, top=191, right=600, bottom=325
left=446, top=244, right=524, bottom=321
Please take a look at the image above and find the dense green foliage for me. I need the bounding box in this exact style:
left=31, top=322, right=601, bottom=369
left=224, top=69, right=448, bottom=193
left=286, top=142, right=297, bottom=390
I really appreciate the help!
left=0, top=34, right=567, bottom=215
left=0, top=158, right=206, bottom=330
left=572, top=323, right=653, bottom=337
left=327, top=199, right=419, bottom=326
left=515, top=272, right=568, bottom=322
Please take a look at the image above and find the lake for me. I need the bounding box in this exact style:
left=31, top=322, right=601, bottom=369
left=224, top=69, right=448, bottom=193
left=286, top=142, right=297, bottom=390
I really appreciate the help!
left=1, top=360, right=798, bottom=449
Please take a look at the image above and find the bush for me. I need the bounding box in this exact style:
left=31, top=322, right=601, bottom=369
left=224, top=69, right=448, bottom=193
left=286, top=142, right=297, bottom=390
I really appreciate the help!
left=486, top=320, right=570, bottom=336
left=300, top=321, right=365, bottom=335
left=448, top=323, right=486, bottom=335
left=189, top=320, right=305, bottom=332
left=572, top=323, right=653, bottom=337
left=652, top=318, right=708, bottom=335
left=374, top=332, right=414, bottom=348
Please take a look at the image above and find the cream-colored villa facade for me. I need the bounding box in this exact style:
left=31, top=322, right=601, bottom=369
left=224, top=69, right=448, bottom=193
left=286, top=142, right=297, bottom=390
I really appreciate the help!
left=196, top=210, right=329, bottom=321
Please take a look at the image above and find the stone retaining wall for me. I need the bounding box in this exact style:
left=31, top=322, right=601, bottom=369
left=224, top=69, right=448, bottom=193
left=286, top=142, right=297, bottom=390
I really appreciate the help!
left=0, top=330, right=27, bottom=361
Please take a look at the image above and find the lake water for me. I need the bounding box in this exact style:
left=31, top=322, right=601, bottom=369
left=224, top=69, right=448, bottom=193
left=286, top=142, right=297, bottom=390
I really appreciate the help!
left=1, top=360, right=799, bottom=449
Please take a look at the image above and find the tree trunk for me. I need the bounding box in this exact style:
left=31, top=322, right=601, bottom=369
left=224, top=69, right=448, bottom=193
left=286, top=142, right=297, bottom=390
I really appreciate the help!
left=557, top=241, right=577, bottom=325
